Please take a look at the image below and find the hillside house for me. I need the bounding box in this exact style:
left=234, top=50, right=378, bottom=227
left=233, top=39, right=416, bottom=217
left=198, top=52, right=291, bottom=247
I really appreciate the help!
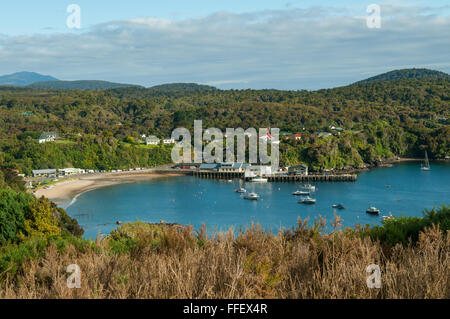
left=38, top=132, right=59, bottom=144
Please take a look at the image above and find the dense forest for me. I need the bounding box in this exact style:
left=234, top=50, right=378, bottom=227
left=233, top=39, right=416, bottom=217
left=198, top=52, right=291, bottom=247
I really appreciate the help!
left=0, top=76, right=448, bottom=174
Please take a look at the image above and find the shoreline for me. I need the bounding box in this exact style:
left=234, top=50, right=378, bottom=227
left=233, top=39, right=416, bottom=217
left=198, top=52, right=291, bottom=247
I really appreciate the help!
left=31, top=158, right=449, bottom=207
left=32, top=170, right=185, bottom=207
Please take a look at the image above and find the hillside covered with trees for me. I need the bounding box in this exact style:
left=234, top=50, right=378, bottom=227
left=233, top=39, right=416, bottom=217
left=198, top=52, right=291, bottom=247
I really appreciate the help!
left=0, top=76, right=448, bottom=173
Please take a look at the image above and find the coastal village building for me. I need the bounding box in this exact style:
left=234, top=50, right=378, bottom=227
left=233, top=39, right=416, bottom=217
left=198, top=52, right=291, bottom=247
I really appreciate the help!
left=295, top=134, right=302, bottom=140
left=244, top=166, right=272, bottom=178
left=59, top=168, right=85, bottom=176
left=173, top=163, right=201, bottom=169
left=38, top=132, right=59, bottom=144
left=146, top=136, right=160, bottom=145
left=217, top=163, right=249, bottom=173
left=199, top=163, right=221, bottom=170
left=32, top=169, right=57, bottom=178
left=288, top=164, right=309, bottom=176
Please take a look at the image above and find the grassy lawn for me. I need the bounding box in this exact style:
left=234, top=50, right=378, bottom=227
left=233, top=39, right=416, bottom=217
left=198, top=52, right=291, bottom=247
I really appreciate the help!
left=55, top=140, right=76, bottom=145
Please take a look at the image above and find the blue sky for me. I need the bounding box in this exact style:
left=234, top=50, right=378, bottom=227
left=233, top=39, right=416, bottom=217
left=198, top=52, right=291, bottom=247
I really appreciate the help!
left=1, top=0, right=449, bottom=89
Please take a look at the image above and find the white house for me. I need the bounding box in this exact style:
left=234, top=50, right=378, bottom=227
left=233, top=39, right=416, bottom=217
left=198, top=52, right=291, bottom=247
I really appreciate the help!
left=38, top=132, right=59, bottom=144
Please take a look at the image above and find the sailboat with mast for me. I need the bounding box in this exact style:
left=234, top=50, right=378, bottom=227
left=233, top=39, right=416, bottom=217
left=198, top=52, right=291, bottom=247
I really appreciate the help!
left=421, top=151, right=431, bottom=171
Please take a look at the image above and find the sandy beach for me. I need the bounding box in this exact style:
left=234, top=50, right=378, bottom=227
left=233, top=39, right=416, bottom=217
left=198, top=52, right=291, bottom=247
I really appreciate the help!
left=32, top=170, right=184, bottom=207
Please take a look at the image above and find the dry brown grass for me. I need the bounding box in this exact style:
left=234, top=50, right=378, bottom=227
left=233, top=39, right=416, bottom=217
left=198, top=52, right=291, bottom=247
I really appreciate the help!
left=1, top=220, right=449, bottom=299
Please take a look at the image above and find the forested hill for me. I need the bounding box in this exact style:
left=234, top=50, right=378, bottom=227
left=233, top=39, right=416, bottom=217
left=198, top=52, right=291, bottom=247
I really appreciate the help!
left=356, top=68, right=449, bottom=84
left=148, top=83, right=218, bottom=92
left=0, top=77, right=448, bottom=173
left=28, top=80, right=142, bottom=90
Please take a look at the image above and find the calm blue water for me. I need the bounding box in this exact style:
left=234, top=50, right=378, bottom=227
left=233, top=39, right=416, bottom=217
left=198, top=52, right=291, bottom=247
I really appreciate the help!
left=66, top=162, right=450, bottom=239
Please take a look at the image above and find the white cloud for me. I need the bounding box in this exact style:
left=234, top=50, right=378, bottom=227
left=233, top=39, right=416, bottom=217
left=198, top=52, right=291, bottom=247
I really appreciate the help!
left=0, top=6, right=448, bottom=89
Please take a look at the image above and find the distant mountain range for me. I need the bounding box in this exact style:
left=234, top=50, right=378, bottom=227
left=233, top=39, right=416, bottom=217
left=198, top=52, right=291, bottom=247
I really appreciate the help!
left=0, top=68, right=448, bottom=91
left=0, top=72, right=58, bottom=86
left=355, top=68, right=449, bottom=84
left=28, top=80, right=142, bottom=90
left=0, top=72, right=140, bottom=90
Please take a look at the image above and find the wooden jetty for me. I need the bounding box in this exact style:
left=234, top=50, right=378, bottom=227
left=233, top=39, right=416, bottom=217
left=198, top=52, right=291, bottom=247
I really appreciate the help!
left=191, top=170, right=357, bottom=182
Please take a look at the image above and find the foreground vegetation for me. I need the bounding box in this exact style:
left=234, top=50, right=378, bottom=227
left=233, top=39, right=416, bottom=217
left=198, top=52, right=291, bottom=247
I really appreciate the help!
left=0, top=172, right=448, bottom=298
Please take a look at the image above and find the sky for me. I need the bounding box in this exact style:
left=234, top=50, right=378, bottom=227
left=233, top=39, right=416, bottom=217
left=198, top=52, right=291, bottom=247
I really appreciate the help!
left=0, top=0, right=449, bottom=89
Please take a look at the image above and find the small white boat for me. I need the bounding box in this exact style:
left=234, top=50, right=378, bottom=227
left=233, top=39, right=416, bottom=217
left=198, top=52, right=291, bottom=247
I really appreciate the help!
left=382, top=213, right=394, bottom=221
left=299, top=197, right=316, bottom=204
left=293, top=190, right=310, bottom=196
left=332, top=204, right=345, bottom=209
left=366, top=207, right=380, bottom=215
left=302, top=184, right=316, bottom=192
left=235, top=187, right=247, bottom=194
left=421, top=151, right=431, bottom=171
left=251, top=177, right=268, bottom=183
left=243, top=192, right=260, bottom=200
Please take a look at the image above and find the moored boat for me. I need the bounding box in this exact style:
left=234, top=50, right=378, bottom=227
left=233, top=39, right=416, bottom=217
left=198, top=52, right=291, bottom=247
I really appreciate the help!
left=235, top=187, right=247, bottom=193
left=243, top=192, right=260, bottom=200
left=421, top=151, right=431, bottom=171
left=332, top=204, right=345, bottom=209
left=251, top=177, right=268, bottom=183
left=366, top=207, right=380, bottom=215
left=293, top=190, right=310, bottom=196
left=299, top=197, right=317, bottom=204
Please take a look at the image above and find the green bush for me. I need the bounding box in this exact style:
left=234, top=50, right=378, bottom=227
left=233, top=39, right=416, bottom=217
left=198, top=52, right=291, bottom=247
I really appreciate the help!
left=366, top=205, right=449, bottom=246
left=0, top=188, right=33, bottom=245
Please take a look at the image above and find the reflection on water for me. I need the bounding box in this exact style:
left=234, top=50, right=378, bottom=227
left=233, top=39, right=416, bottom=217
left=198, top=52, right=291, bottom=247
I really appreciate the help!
left=66, top=162, right=450, bottom=239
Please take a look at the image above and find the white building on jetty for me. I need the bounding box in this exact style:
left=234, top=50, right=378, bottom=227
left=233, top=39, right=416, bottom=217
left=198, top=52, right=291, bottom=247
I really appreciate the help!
left=244, top=165, right=272, bottom=178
